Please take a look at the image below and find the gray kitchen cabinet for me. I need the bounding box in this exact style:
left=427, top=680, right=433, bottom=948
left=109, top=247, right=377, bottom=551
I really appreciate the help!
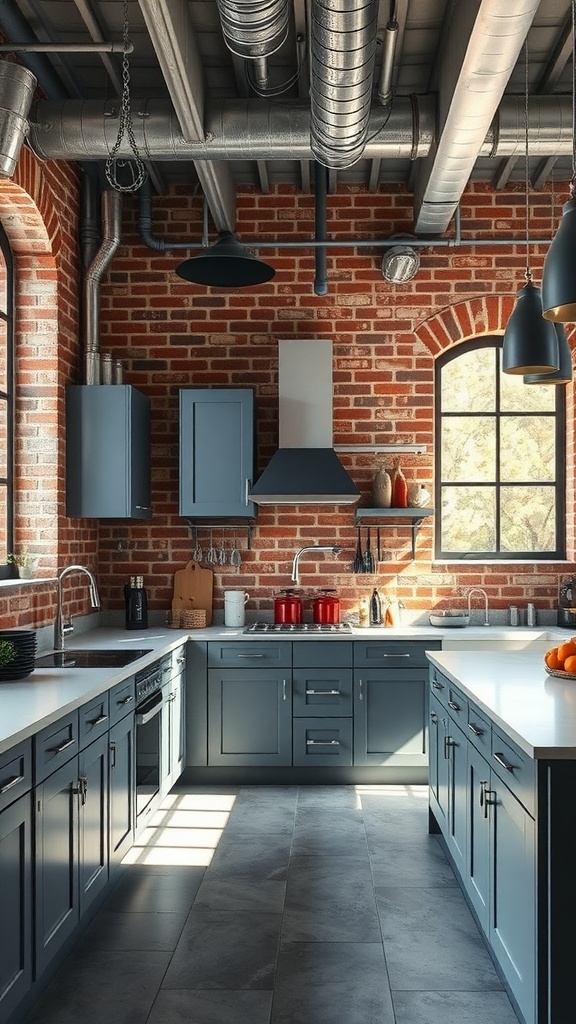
left=109, top=710, right=136, bottom=864
left=161, top=646, right=187, bottom=796
left=179, top=388, right=256, bottom=518
left=0, top=740, right=32, bottom=1024
left=78, top=732, right=109, bottom=914
left=292, top=717, right=353, bottom=766
left=66, top=384, right=152, bottom=519
left=208, top=668, right=292, bottom=766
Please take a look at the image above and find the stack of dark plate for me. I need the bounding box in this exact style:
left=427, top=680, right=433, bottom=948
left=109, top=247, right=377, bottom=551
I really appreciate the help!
left=0, top=629, right=37, bottom=680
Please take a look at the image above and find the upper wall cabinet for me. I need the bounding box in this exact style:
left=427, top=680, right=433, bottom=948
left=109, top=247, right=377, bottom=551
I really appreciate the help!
left=179, top=389, right=256, bottom=519
left=66, top=385, right=152, bottom=519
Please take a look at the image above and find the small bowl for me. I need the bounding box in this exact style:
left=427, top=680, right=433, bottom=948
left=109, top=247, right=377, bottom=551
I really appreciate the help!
left=429, top=611, right=470, bottom=628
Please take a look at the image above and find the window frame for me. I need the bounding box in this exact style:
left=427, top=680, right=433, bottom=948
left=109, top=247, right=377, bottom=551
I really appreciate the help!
left=0, top=223, right=15, bottom=578
left=434, top=336, right=566, bottom=561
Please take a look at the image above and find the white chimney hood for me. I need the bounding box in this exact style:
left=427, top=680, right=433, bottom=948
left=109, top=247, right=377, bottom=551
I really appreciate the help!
left=249, top=339, right=360, bottom=506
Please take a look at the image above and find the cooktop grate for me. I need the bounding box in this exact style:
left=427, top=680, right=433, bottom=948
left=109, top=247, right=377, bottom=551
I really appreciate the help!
left=243, top=622, right=352, bottom=634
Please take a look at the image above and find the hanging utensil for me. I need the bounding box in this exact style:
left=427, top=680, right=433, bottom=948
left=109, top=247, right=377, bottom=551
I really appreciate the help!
left=207, top=529, right=217, bottom=565
left=219, top=534, right=227, bottom=564
left=353, top=527, right=364, bottom=573
left=230, top=529, right=242, bottom=568
left=364, top=527, right=375, bottom=573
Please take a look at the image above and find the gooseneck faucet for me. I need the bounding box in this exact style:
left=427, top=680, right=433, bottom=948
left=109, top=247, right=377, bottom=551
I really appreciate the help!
left=466, top=587, right=490, bottom=626
left=291, top=545, right=341, bottom=586
left=54, top=565, right=101, bottom=650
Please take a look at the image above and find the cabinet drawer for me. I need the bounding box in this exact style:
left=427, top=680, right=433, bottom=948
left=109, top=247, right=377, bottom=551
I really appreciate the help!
left=0, top=739, right=32, bottom=811
left=293, top=718, right=352, bottom=766
left=491, top=728, right=535, bottom=817
left=354, top=640, right=440, bottom=668
left=35, top=712, right=79, bottom=783
left=466, top=702, right=491, bottom=757
left=293, top=642, right=353, bottom=668
left=293, top=668, right=353, bottom=716
left=208, top=642, right=291, bottom=667
left=109, top=677, right=136, bottom=726
left=446, top=683, right=467, bottom=727
left=79, top=692, right=110, bottom=747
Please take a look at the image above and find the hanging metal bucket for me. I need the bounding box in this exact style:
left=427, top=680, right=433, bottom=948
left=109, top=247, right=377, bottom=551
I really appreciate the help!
left=0, top=61, right=37, bottom=177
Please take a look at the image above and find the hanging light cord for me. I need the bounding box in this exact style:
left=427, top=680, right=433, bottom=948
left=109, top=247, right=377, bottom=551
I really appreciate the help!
left=105, top=0, right=147, bottom=193
left=524, top=38, right=531, bottom=285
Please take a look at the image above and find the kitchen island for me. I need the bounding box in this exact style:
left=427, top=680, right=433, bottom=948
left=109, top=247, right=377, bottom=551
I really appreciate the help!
left=426, top=647, right=576, bottom=1024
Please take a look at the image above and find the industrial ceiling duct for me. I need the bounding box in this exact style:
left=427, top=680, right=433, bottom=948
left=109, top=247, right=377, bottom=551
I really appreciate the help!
left=0, top=60, right=37, bottom=177
left=216, top=0, right=290, bottom=58
left=310, top=0, right=379, bottom=168
left=175, top=231, right=275, bottom=288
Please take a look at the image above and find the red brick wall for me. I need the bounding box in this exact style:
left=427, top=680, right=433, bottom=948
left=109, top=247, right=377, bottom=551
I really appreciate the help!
left=1, top=164, right=575, bottom=628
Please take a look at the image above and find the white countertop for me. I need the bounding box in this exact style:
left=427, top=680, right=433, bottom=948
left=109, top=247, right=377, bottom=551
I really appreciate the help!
left=427, top=647, right=576, bottom=760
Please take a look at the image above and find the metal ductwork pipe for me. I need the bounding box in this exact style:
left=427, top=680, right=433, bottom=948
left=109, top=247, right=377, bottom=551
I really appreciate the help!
left=83, top=190, right=122, bottom=370
left=310, top=0, right=379, bottom=168
left=215, top=0, right=290, bottom=58
left=0, top=61, right=37, bottom=177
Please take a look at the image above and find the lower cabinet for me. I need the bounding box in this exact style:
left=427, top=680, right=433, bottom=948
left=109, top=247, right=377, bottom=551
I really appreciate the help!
left=161, top=649, right=187, bottom=796
left=353, top=669, right=428, bottom=767
left=208, top=668, right=292, bottom=765
left=0, top=792, right=32, bottom=1024
left=109, top=712, right=136, bottom=864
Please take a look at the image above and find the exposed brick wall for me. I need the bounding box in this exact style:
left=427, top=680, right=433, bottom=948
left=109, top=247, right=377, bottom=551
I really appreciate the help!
left=1, top=165, right=575, bottom=628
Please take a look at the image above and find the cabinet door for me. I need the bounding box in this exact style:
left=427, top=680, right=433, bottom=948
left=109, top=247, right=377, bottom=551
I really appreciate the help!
left=169, top=670, right=186, bottom=786
left=66, top=384, right=151, bottom=519
left=78, top=734, right=109, bottom=914
left=0, top=793, right=32, bottom=1024
left=35, top=757, right=79, bottom=975
left=466, top=743, right=490, bottom=932
left=179, top=388, right=255, bottom=517
left=208, top=669, right=292, bottom=765
left=489, top=777, right=536, bottom=1024
left=429, top=692, right=449, bottom=828
left=445, top=718, right=467, bottom=879
left=109, top=713, right=136, bottom=864
left=353, top=669, right=428, bottom=766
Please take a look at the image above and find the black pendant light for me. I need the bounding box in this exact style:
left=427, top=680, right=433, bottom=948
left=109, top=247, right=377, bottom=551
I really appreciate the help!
left=502, top=40, right=559, bottom=375
left=523, top=324, right=573, bottom=384
left=175, top=231, right=276, bottom=288
left=542, top=0, right=576, bottom=322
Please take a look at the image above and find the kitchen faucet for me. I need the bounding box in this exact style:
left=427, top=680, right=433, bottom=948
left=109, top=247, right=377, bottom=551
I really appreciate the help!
left=466, top=587, right=490, bottom=626
left=54, top=564, right=101, bottom=650
left=291, top=545, right=341, bottom=586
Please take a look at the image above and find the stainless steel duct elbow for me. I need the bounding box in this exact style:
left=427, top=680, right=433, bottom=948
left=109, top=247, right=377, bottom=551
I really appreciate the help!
left=215, top=0, right=290, bottom=58
left=310, top=0, right=379, bottom=169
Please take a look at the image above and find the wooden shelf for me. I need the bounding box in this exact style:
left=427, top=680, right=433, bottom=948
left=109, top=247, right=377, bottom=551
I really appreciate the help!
left=354, top=507, right=434, bottom=559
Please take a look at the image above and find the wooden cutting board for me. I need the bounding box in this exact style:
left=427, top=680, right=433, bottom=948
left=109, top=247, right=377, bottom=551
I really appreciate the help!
left=172, top=561, right=214, bottom=625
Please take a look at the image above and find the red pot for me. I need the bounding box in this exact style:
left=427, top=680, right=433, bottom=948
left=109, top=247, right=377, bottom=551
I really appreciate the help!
left=274, top=589, right=303, bottom=624
left=312, top=589, right=341, bottom=625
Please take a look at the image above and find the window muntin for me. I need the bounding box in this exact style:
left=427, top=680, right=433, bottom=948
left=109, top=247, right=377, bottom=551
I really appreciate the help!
left=435, top=338, right=565, bottom=560
left=0, top=224, right=13, bottom=571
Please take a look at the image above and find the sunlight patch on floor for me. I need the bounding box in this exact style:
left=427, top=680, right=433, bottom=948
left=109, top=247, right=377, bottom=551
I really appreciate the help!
left=122, top=790, right=236, bottom=867
left=355, top=784, right=428, bottom=799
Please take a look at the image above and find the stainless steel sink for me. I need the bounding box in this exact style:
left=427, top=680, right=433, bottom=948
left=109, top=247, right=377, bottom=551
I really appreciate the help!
left=35, top=649, right=153, bottom=669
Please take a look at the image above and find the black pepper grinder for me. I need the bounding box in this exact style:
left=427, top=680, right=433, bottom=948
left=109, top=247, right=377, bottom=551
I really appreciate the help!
left=124, top=575, right=149, bottom=630
left=370, top=587, right=382, bottom=626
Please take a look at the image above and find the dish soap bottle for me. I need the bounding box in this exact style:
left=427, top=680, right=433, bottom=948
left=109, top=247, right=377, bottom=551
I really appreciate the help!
left=370, top=587, right=382, bottom=626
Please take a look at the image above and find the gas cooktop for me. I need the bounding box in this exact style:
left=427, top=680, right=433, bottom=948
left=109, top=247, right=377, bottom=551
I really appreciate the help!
left=243, top=622, right=352, bottom=634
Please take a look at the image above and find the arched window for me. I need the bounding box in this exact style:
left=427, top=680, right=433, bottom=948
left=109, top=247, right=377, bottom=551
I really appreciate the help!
left=0, top=224, right=14, bottom=577
left=435, top=337, right=565, bottom=560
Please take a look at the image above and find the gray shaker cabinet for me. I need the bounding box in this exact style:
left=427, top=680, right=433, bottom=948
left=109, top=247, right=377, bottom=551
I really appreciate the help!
left=0, top=737, right=33, bottom=1024
left=208, top=668, right=292, bottom=766
left=179, top=388, right=255, bottom=518
left=66, top=384, right=152, bottom=519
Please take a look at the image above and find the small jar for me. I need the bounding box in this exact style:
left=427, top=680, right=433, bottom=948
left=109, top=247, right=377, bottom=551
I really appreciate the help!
left=358, top=596, right=369, bottom=628
left=508, top=605, right=519, bottom=626
left=101, top=352, right=113, bottom=384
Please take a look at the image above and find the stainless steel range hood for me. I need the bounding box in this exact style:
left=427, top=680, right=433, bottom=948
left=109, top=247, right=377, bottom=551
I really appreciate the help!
left=249, top=339, right=360, bottom=506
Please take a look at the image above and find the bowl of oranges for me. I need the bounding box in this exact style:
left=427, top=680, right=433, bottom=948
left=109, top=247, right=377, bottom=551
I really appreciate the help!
left=544, top=638, right=576, bottom=678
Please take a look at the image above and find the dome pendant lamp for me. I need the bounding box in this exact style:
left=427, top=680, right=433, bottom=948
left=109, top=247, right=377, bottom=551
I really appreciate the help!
left=542, top=0, right=576, bottom=322
left=523, top=324, right=573, bottom=384
left=503, top=41, right=559, bottom=375
left=175, top=231, right=275, bottom=288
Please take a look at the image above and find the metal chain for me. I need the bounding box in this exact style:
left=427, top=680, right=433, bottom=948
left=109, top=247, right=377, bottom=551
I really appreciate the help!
left=524, top=38, right=531, bottom=284
left=105, top=0, right=147, bottom=192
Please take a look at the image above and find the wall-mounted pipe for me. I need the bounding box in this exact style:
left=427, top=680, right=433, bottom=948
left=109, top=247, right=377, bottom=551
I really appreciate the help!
left=378, top=17, right=398, bottom=106
left=314, top=163, right=328, bottom=295
left=83, top=190, right=122, bottom=366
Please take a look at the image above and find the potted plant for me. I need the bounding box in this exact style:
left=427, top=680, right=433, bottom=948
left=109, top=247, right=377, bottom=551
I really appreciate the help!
left=7, top=549, right=37, bottom=579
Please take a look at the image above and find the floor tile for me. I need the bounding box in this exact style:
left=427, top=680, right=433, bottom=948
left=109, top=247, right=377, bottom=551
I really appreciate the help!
left=23, top=950, right=171, bottom=1024
left=102, top=865, right=206, bottom=913
left=76, top=909, right=187, bottom=952
left=282, top=854, right=380, bottom=942
left=162, top=909, right=282, bottom=989
left=194, top=875, right=286, bottom=912
left=296, top=785, right=362, bottom=810
left=376, top=886, right=504, bottom=991
left=392, top=989, right=521, bottom=1023
left=224, top=786, right=298, bottom=835
left=271, top=941, right=395, bottom=1024
left=147, top=989, right=273, bottom=1024
left=292, top=806, right=368, bottom=856
left=369, top=836, right=458, bottom=888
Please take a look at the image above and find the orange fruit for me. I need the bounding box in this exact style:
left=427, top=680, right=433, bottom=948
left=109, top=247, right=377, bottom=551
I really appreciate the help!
left=557, top=640, right=576, bottom=664
left=545, top=647, right=562, bottom=670
left=563, top=655, right=576, bottom=675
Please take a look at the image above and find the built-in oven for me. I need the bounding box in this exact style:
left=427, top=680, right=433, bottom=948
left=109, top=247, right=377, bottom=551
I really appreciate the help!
left=134, top=655, right=171, bottom=824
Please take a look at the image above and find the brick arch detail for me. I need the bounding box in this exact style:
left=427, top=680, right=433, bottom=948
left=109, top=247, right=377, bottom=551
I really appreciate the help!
left=413, top=295, right=516, bottom=354
left=0, top=146, right=61, bottom=255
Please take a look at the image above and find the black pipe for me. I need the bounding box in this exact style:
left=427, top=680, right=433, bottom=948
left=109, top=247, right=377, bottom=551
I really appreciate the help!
left=314, top=162, right=328, bottom=296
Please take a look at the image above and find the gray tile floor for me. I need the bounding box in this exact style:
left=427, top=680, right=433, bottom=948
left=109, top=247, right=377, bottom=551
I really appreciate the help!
left=23, top=785, right=520, bottom=1024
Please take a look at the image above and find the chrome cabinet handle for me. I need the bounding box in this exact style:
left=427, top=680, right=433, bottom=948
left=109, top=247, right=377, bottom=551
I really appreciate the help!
left=380, top=653, right=410, bottom=658
left=468, top=722, right=484, bottom=737
left=493, top=751, right=515, bottom=772
left=49, top=737, right=76, bottom=754
left=88, top=714, right=108, bottom=726
left=430, top=711, right=438, bottom=724
left=306, top=739, right=340, bottom=746
left=358, top=679, right=363, bottom=701
left=0, top=773, right=25, bottom=795
left=305, top=689, right=341, bottom=695
left=73, top=776, right=88, bottom=805
left=237, top=653, right=264, bottom=659
left=110, top=741, right=117, bottom=769
left=432, top=679, right=444, bottom=690
left=483, top=788, right=497, bottom=817
left=479, top=780, right=488, bottom=807
left=448, top=700, right=461, bottom=711
left=443, top=736, right=456, bottom=759
left=118, top=694, right=134, bottom=705
left=282, top=679, right=288, bottom=700
left=177, top=656, right=185, bottom=664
